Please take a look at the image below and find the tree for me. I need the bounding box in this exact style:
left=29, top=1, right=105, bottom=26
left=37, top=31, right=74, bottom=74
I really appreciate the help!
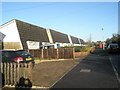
left=106, top=34, right=120, bottom=46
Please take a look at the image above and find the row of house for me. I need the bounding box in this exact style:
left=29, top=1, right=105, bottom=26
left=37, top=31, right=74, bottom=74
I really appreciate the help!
left=0, top=19, right=84, bottom=50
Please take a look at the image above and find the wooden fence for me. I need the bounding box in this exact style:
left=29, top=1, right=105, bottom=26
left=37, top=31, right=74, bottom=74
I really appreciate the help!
left=24, top=48, right=74, bottom=59
left=1, top=62, right=33, bottom=87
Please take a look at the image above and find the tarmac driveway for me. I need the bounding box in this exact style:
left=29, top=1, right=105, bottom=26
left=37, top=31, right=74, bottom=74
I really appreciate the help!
left=51, top=49, right=120, bottom=89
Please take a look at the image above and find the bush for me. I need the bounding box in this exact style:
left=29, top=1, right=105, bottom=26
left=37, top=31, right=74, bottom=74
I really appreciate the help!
left=74, top=46, right=82, bottom=52
left=61, top=46, right=92, bottom=52
left=75, top=46, right=94, bottom=52
left=61, top=46, right=74, bottom=48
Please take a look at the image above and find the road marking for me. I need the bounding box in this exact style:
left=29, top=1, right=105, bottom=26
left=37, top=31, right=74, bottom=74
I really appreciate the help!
left=109, top=56, right=120, bottom=84
left=80, top=69, right=91, bottom=72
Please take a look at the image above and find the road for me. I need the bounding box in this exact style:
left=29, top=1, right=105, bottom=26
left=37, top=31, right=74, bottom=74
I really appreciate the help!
left=109, top=54, right=120, bottom=83
left=51, top=49, right=120, bottom=89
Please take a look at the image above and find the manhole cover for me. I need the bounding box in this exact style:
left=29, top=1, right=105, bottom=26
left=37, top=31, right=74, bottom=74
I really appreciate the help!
left=80, top=69, right=91, bottom=72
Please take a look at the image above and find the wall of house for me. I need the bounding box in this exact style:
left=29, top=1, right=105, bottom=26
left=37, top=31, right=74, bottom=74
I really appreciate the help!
left=0, top=32, right=5, bottom=49
left=46, top=29, right=53, bottom=43
left=68, top=35, right=73, bottom=45
left=0, top=20, right=23, bottom=49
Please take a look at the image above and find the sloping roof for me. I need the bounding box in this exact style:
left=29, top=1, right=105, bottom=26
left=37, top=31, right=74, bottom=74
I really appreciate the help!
left=50, top=29, right=70, bottom=43
left=70, top=36, right=79, bottom=44
left=80, top=39, right=84, bottom=44
left=1, top=19, right=85, bottom=49
left=15, top=19, right=49, bottom=49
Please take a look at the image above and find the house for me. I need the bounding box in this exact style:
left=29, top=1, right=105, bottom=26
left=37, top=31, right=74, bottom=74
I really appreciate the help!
left=0, top=32, right=5, bottom=49
left=0, top=19, right=84, bottom=50
left=0, top=19, right=49, bottom=49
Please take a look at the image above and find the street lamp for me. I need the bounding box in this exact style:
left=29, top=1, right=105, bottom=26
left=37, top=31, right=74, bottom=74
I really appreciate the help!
left=102, top=28, right=104, bottom=41
left=101, top=28, right=105, bottom=50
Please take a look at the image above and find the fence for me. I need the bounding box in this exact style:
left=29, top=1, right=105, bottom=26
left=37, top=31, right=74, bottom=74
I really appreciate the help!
left=1, top=62, right=33, bottom=87
left=24, top=48, right=74, bottom=59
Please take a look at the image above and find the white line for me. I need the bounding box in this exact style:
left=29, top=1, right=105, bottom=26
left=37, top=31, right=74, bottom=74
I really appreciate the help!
left=109, top=56, right=120, bottom=84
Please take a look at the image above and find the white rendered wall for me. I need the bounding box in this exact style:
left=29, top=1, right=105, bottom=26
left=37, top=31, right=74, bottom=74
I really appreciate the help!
left=68, top=35, right=73, bottom=44
left=46, top=29, right=53, bottom=43
left=0, top=20, right=23, bottom=49
left=78, top=38, right=82, bottom=46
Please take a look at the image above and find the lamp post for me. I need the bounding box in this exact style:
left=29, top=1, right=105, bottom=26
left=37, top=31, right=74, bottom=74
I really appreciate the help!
left=102, top=28, right=104, bottom=41
left=102, top=28, right=105, bottom=50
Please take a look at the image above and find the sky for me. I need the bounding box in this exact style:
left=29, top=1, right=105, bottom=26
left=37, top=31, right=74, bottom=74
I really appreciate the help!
left=1, top=2, right=118, bottom=42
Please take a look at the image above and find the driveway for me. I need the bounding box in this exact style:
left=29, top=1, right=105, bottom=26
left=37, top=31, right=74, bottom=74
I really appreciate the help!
left=51, top=49, right=120, bottom=89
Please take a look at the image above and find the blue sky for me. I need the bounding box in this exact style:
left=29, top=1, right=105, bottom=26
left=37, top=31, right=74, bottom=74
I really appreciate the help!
left=1, top=2, right=118, bottom=42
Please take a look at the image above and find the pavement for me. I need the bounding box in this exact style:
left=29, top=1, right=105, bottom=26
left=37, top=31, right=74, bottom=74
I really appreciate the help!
left=51, top=49, right=120, bottom=89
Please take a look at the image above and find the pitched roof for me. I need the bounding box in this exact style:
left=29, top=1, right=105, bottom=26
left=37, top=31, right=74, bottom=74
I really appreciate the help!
left=50, top=29, right=70, bottom=43
left=70, top=36, right=79, bottom=44
left=80, top=39, right=84, bottom=44
left=15, top=19, right=49, bottom=49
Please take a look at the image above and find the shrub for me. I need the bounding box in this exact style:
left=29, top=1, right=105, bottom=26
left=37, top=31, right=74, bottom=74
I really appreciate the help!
left=75, top=46, right=93, bottom=52
left=74, top=46, right=82, bottom=52
left=60, top=46, right=92, bottom=52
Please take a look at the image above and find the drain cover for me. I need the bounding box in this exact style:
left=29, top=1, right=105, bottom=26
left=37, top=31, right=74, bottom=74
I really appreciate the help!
left=80, top=69, right=91, bottom=72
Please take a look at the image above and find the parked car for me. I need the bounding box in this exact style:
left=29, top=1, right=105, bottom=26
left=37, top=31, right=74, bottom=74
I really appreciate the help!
left=2, top=50, right=35, bottom=65
left=107, top=43, right=119, bottom=54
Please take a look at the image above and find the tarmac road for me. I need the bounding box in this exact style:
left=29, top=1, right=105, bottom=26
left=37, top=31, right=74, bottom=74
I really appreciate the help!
left=109, top=54, right=120, bottom=77
left=51, top=49, right=120, bottom=89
